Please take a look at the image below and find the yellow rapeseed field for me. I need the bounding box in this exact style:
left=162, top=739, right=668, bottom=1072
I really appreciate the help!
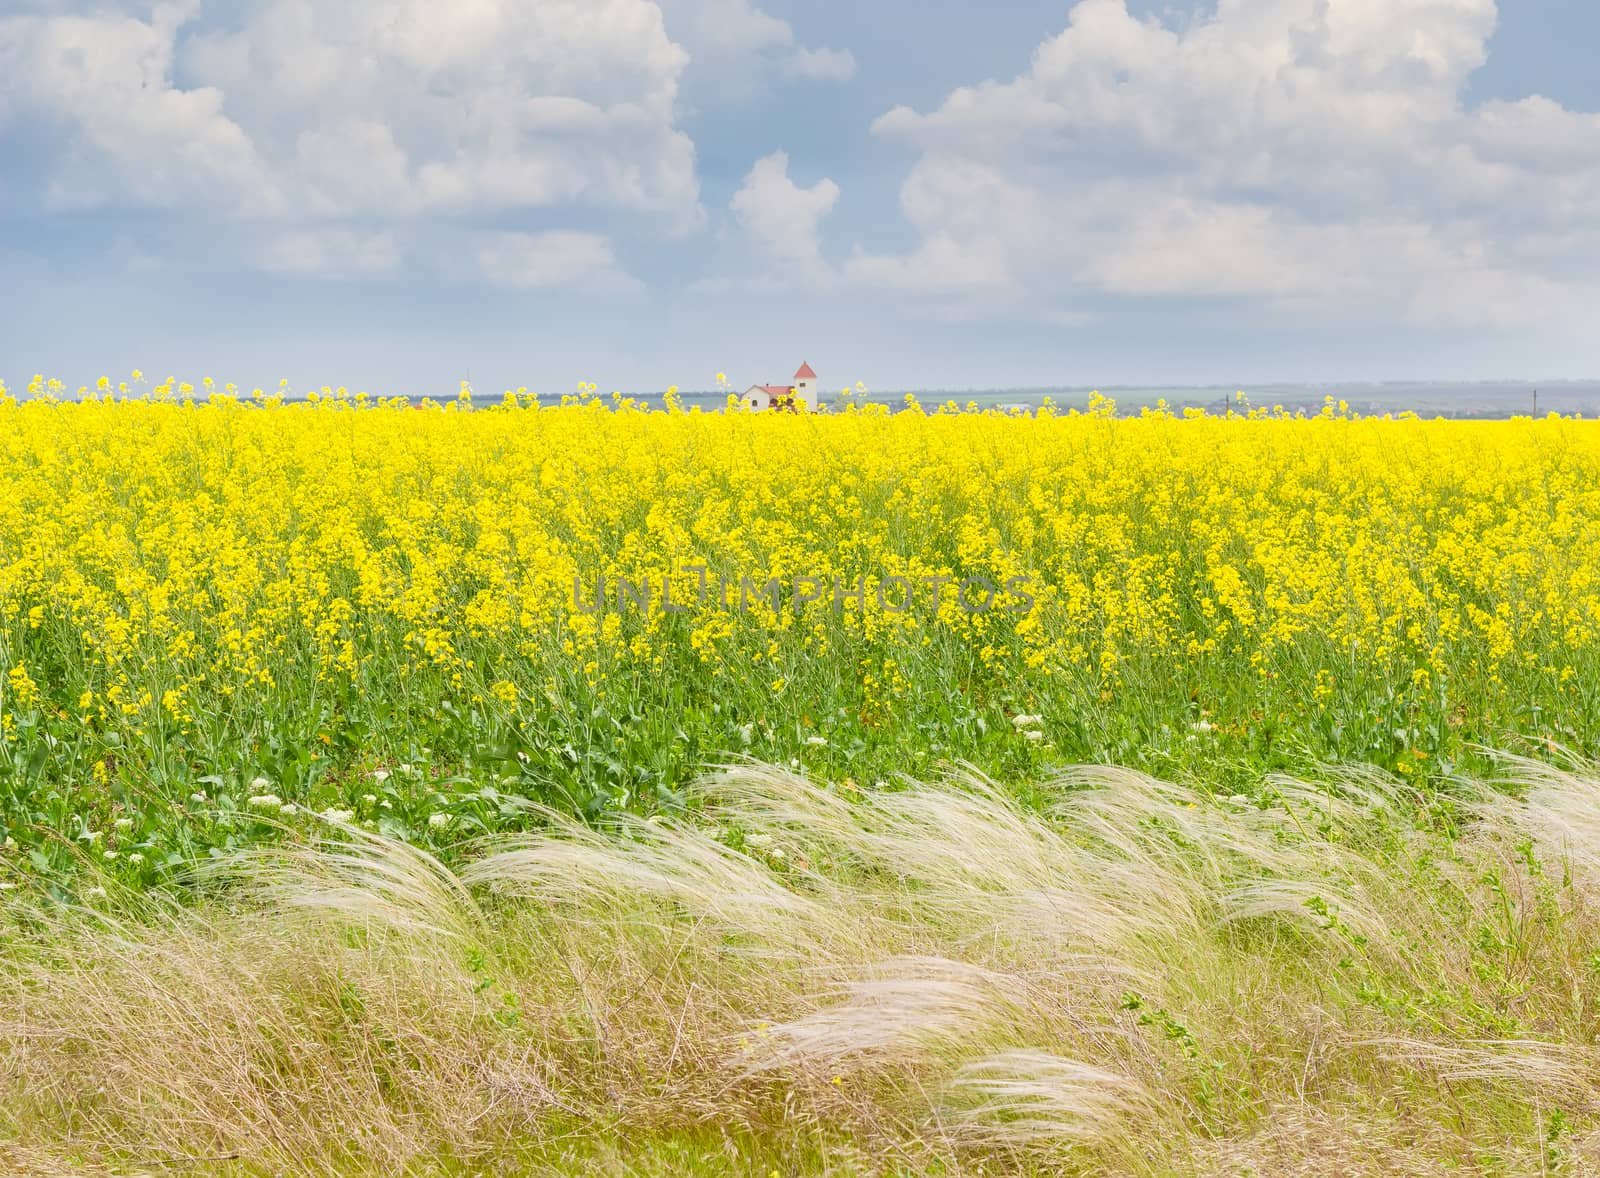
left=1, top=378, right=1597, bottom=879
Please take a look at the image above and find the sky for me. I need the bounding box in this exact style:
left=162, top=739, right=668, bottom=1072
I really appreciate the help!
left=2, top=0, right=1599, bottom=396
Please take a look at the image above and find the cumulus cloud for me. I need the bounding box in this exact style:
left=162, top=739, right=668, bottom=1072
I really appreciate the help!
left=784, top=46, right=858, bottom=83
left=468, top=231, right=643, bottom=293
left=179, top=0, right=701, bottom=229
left=0, top=0, right=862, bottom=285
left=855, top=0, right=1600, bottom=326
left=253, top=227, right=403, bottom=280
left=0, top=3, right=275, bottom=214
left=655, top=0, right=792, bottom=62
left=730, top=151, right=841, bottom=279
left=655, top=0, right=857, bottom=93
left=0, top=0, right=702, bottom=283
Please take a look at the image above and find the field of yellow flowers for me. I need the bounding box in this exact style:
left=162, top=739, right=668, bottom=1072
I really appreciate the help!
left=1, top=379, right=1598, bottom=886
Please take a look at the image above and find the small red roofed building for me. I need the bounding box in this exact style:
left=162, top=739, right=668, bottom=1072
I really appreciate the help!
left=743, top=362, right=822, bottom=413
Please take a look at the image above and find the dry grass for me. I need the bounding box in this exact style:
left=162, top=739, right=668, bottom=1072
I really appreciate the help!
left=6, top=759, right=1600, bottom=1175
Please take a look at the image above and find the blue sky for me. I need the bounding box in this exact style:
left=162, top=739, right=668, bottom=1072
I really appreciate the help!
left=3, top=0, right=1599, bottom=396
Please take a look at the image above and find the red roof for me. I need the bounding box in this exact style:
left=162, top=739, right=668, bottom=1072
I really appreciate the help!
left=756, top=385, right=792, bottom=396
left=794, top=362, right=816, bottom=380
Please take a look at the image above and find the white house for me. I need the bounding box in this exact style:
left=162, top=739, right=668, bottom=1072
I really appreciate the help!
left=742, top=362, right=821, bottom=413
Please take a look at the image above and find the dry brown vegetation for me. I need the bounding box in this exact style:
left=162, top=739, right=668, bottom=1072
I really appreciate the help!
left=6, top=759, right=1600, bottom=1175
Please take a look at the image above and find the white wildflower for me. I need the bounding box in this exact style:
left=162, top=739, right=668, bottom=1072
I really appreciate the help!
left=250, top=776, right=271, bottom=790
left=114, top=818, right=134, bottom=831
left=128, top=852, right=145, bottom=865
left=804, top=734, right=828, bottom=747
left=1011, top=713, right=1043, bottom=729
left=371, top=769, right=390, bottom=784
left=247, top=794, right=282, bottom=809
left=1023, top=729, right=1044, bottom=742
left=427, top=812, right=452, bottom=830
left=102, top=850, right=118, bottom=861
left=321, top=807, right=356, bottom=824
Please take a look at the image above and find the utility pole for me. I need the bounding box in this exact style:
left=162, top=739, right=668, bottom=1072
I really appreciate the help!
left=1533, top=388, right=1538, bottom=417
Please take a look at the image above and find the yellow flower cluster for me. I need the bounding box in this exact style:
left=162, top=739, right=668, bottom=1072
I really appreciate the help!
left=0, top=383, right=1596, bottom=838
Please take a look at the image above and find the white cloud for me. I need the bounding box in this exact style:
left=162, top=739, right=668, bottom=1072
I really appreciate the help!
left=254, top=227, right=403, bottom=279
left=291, top=120, right=413, bottom=218
left=0, top=0, right=704, bottom=281
left=654, top=0, right=857, bottom=93
left=0, top=0, right=868, bottom=286
left=0, top=0, right=858, bottom=290
left=730, top=151, right=840, bottom=277
left=469, top=231, right=643, bottom=293
left=843, top=233, right=1012, bottom=294
left=177, top=0, right=701, bottom=229
left=0, top=5, right=276, bottom=214
left=855, top=0, right=1600, bottom=326
left=654, top=0, right=792, bottom=61
left=784, top=46, right=858, bottom=83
